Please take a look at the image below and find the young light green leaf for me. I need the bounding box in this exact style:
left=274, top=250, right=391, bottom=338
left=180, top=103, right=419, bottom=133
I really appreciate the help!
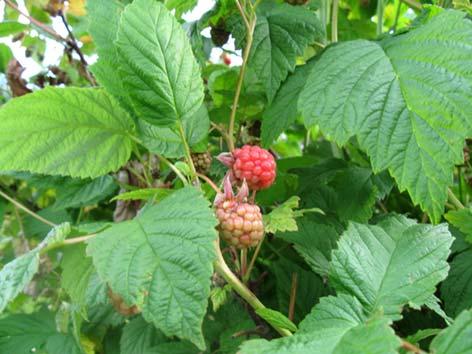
left=87, top=187, right=218, bottom=349
left=263, top=196, right=301, bottom=234
left=210, top=285, right=231, bottom=312
left=232, top=1, right=324, bottom=102
left=445, top=207, right=472, bottom=242
left=330, top=214, right=453, bottom=320
left=441, top=249, right=472, bottom=318
left=429, top=309, right=472, bottom=354
left=256, top=308, right=297, bottom=333
left=116, top=0, right=204, bottom=127
left=300, top=11, right=472, bottom=222
left=0, top=43, right=13, bottom=73
left=241, top=294, right=400, bottom=354
left=0, top=87, right=135, bottom=178
left=0, top=21, right=27, bottom=37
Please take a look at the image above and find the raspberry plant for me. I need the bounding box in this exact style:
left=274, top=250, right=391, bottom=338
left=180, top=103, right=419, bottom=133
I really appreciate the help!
left=0, top=0, right=471, bottom=353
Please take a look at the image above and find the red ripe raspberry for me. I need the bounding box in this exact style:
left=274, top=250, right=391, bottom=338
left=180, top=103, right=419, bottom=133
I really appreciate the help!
left=232, top=145, right=276, bottom=190
left=214, top=179, right=264, bottom=249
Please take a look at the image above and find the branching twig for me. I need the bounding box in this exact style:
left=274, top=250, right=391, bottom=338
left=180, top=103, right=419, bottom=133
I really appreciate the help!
left=402, top=0, right=422, bottom=10
left=58, top=10, right=96, bottom=85
left=40, top=233, right=97, bottom=255
left=157, top=154, right=189, bottom=185
left=196, top=173, right=221, bottom=194
left=0, top=189, right=56, bottom=227
left=243, top=233, right=265, bottom=283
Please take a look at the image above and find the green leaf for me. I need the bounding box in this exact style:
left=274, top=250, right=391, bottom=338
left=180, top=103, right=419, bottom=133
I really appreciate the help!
left=53, top=175, right=117, bottom=209
left=116, top=0, right=204, bottom=127
left=0, top=223, right=71, bottom=312
left=87, top=187, right=218, bottom=349
left=273, top=257, right=330, bottom=324
left=138, top=104, right=210, bottom=158
left=300, top=11, right=472, bottom=222
left=261, top=60, right=316, bottom=147
left=120, top=317, right=165, bottom=354
left=166, top=0, right=198, bottom=19
left=0, top=251, right=39, bottom=313
left=0, top=87, right=135, bottom=178
left=61, top=244, right=95, bottom=312
left=277, top=217, right=340, bottom=277
left=46, top=334, right=82, bottom=354
left=256, top=308, right=297, bottom=333
left=0, top=310, right=56, bottom=354
left=430, top=309, right=472, bottom=354
left=210, top=285, right=231, bottom=312
left=241, top=294, right=400, bottom=354
left=263, top=196, right=301, bottom=234
left=232, top=0, right=324, bottom=102
left=441, top=249, right=472, bottom=318
left=0, top=43, right=13, bottom=73
left=0, top=21, right=27, bottom=37
left=330, top=214, right=453, bottom=320
left=24, top=207, right=72, bottom=238
left=445, top=207, right=472, bottom=242
left=112, top=188, right=173, bottom=202
left=87, top=0, right=134, bottom=114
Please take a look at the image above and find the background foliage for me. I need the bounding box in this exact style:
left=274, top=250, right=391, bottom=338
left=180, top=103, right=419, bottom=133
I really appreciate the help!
left=0, top=0, right=472, bottom=353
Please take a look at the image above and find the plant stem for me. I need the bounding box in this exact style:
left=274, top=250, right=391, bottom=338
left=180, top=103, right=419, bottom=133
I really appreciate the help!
left=0, top=189, right=56, bottom=227
left=213, top=240, right=292, bottom=337
left=402, top=0, right=422, bottom=10
left=243, top=234, right=265, bottom=283
left=240, top=248, right=248, bottom=278
left=401, top=340, right=425, bottom=354
left=288, top=272, right=298, bottom=322
left=196, top=173, right=221, bottom=194
left=331, top=0, right=339, bottom=43
left=157, top=154, right=189, bottom=185
left=448, top=188, right=465, bottom=209
left=377, top=0, right=384, bottom=36
left=228, top=4, right=256, bottom=151
left=40, top=234, right=97, bottom=255
left=392, top=0, right=403, bottom=32
left=177, top=122, right=199, bottom=185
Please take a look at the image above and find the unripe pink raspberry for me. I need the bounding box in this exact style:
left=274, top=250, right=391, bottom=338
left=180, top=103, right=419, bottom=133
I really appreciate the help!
left=214, top=178, right=264, bottom=248
left=217, top=145, right=276, bottom=190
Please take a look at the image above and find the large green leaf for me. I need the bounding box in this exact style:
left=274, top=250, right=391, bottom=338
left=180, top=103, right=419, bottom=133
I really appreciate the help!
left=430, top=309, right=472, bottom=354
left=232, top=0, right=324, bottom=102
left=330, top=215, right=452, bottom=320
left=240, top=294, right=400, bottom=354
left=441, top=249, right=472, bottom=318
left=0, top=87, right=135, bottom=178
left=299, top=11, right=472, bottom=222
left=120, top=317, right=164, bottom=354
left=261, top=60, right=316, bottom=147
left=0, top=21, right=27, bottom=37
left=116, top=0, right=204, bottom=127
left=87, top=0, right=134, bottom=113
left=87, top=187, right=218, bottom=349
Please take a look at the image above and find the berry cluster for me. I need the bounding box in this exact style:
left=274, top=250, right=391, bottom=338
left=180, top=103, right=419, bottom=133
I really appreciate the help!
left=191, top=151, right=212, bottom=174
left=215, top=145, right=276, bottom=248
